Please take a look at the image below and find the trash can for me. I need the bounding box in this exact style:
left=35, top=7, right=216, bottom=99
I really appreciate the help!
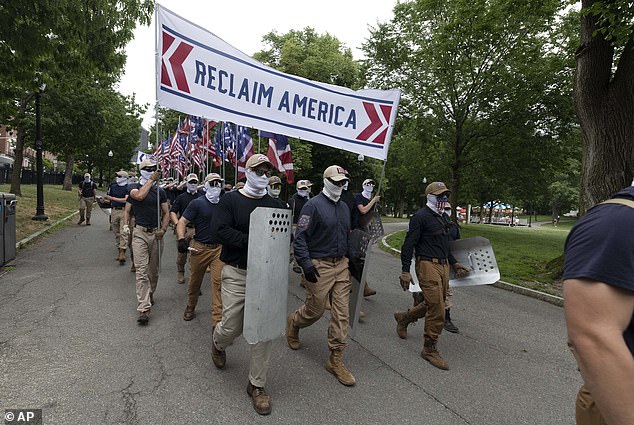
left=0, top=192, right=17, bottom=266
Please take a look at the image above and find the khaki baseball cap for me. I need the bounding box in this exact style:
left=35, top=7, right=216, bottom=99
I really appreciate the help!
left=269, top=176, right=282, bottom=185
left=115, top=170, right=129, bottom=178
left=204, top=173, right=223, bottom=183
left=363, top=178, right=375, bottom=186
left=323, top=165, right=348, bottom=182
left=139, top=158, right=157, bottom=169
left=185, top=173, right=199, bottom=183
left=296, top=179, right=312, bottom=189
left=245, top=154, right=273, bottom=169
left=425, top=182, right=450, bottom=196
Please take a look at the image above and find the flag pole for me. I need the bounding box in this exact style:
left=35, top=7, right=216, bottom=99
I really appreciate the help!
left=234, top=123, right=238, bottom=185
left=154, top=6, right=162, bottom=273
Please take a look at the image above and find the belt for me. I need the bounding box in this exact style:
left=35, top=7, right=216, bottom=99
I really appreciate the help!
left=134, top=225, right=156, bottom=233
left=112, top=206, right=124, bottom=210
left=318, top=256, right=344, bottom=262
left=193, top=240, right=220, bottom=249
left=226, top=263, right=246, bottom=270
left=417, top=256, right=448, bottom=265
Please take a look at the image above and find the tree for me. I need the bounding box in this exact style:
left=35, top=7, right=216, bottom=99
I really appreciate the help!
left=362, top=0, right=577, bottom=213
left=0, top=0, right=152, bottom=194
left=574, top=0, right=634, bottom=213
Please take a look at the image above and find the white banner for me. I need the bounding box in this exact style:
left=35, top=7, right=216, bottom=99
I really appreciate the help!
left=156, top=4, right=400, bottom=160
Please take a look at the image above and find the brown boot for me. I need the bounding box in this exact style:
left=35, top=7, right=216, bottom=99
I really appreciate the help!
left=78, top=215, right=85, bottom=225
left=286, top=314, right=300, bottom=350
left=211, top=336, right=226, bottom=369
left=363, top=282, right=376, bottom=297
left=326, top=349, right=356, bottom=386
left=183, top=305, right=195, bottom=321
left=116, top=248, right=126, bottom=264
left=247, top=382, right=271, bottom=415
left=422, top=339, right=449, bottom=370
left=177, top=271, right=185, bottom=284
left=393, top=303, right=427, bottom=339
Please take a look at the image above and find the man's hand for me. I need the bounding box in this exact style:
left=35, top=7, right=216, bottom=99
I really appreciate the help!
left=177, top=238, right=189, bottom=253
left=399, top=271, right=412, bottom=291
left=303, top=266, right=320, bottom=283
left=453, top=262, right=470, bottom=278
left=155, top=228, right=165, bottom=240
left=122, top=224, right=130, bottom=239
left=150, top=170, right=162, bottom=182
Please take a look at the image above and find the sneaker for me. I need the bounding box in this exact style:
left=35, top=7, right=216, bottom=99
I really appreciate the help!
left=211, top=338, right=226, bottom=369
left=137, top=311, right=149, bottom=325
left=247, top=382, right=271, bottom=415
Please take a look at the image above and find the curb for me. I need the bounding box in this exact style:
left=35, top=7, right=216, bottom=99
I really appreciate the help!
left=380, top=232, right=564, bottom=307
left=16, top=211, right=79, bottom=250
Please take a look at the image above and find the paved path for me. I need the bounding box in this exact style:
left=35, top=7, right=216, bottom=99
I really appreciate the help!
left=0, top=211, right=580, bottom=424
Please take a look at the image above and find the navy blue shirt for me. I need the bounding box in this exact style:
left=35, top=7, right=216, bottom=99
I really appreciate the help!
left=289, top=193, right=310, bottom=224
left=170, top=190, right=202, bottom=217
left=352, top=193, right=374, bottom=230
left=563, top=186, right=634, bottom=355
left=294, top=192, right=350, bottom=271
left=107, top=183, right=129, bottom=207
left=126, top=183, right=168, bottom=228
left=182, top=196, right=220, bottom=245
left=213, top=190, right=280, bottom=269
left=401, top=205, right=457, bottom=272
left=79, top=180, right=97, bottom=198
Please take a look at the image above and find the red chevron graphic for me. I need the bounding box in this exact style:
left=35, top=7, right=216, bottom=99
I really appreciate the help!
left=356, top=102, right=392, bottom=144
left=161, top=32, right=194, bottom=93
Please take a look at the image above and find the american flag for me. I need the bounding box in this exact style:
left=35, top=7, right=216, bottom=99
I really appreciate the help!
left=235, top=126, right=254, bottom=180
left=261, top=131, right=294, bottom=184
left=222, top=122, right=236, bottom=164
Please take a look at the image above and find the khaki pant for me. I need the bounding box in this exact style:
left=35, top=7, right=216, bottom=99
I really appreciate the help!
left=132, top=228, right=164, bottom=312
left=111, top=208, right=127, bottom=249
left=213, top=265, right=272, bottom=388
left=415, top=259, right=449, bottom=343
left=177, top=227, right=196, bottom=272
left=79, top=197, right=94, bottom=221
left=188, top=240, right=224, bottom=325
left=576, top=385, right=607, bottom=425
left=445, top=286, right=454, bottom=310
left=291, top=257, right=351, bottom=351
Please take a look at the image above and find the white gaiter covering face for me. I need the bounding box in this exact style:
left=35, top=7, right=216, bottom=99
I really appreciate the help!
left=139, top=170, right=154, bottom=185
left=297, top=189, right=310, bottom=198
left=322, top=178, right=344, bottom=202
left=426, top=193, right=449, bottom=214
left=267, top=187, right=281, bottom=198
left=243, top=169, right=269, bottom=198
left=186, top=183, right=198, bottom=193
left=342, top=181, right=349, bottom=191
left=116, top=177, right=127, bottom=186
left=204, top=183, right=221, bottom=204
left=362, top=184, right=374, bottom=199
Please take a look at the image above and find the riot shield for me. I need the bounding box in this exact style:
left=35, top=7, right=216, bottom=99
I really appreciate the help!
left=244, top=207, right=292, bottom=344
left=349, top=213, right=384, bottom=336
left=408, top=236, right=500, bottom=292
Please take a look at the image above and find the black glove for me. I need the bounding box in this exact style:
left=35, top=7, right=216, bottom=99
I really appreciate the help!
left=303, top=266, right=320, bottom=283
left=177, top=238, right=189, bottom=253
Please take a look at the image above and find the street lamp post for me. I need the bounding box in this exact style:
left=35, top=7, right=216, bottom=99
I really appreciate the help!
left=108, top=150, right=113, bottom=184
left=32, top=83, right=48, bottom=221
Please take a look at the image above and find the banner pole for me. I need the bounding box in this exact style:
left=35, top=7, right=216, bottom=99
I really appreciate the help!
left=154, top=6, right=162, bottom=273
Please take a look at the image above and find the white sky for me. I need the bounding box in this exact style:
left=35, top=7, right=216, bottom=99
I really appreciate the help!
left=117, top=0, right=398, bottom=129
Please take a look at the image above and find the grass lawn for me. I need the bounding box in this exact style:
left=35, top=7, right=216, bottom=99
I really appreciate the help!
left=384, top=222, right=576, bottom=297
left=1, top=184, right=79, bottom=242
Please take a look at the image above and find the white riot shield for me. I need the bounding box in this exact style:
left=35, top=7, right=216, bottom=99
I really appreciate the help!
left=244, top=207, right=292, bottom=344
left=409, top=236, right=500, bottom=292
left=349, top=214, right=384, bottom=336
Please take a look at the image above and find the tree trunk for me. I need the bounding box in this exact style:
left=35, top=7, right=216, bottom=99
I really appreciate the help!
left=574, top=1, right=634, bottom=214
left=9, top=97, right=30, bottom=196
left=63, top=154, right=74, bottom=190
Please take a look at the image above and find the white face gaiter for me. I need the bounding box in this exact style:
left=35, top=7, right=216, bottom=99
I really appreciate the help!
left=268, top=187, right=281, bottom=198
left=362, top=184, right=374, bottom=199
left=342, top=181, right=349, bottom=191
left=426, top=193, right=449, bottom=214
left=204, top=183, right=221, bottom=204
left=322, top=178, right=344, bottom=202
left=186, top=183, right=198, bottom=193
left=139, top=170, right=153, bottom=185
left=84, top=176, right=91, bottom=183
left=116, top=177, right=127, bottom=186
left=243, top=169, right=269, bottom=198
left=297, top=189, right=310, bottom=198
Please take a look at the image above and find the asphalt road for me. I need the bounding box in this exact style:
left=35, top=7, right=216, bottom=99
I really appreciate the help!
left=0, top=213, right=581, bottom=424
